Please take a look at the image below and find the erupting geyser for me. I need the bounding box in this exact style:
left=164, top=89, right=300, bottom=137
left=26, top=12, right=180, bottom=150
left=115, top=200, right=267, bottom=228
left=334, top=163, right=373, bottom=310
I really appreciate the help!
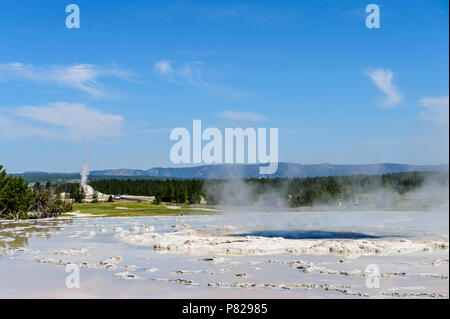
left=80, top=161, right=90, bottom=189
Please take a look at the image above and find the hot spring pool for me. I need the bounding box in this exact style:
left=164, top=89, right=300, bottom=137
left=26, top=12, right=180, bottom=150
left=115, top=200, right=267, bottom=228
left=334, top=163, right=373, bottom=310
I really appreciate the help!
left=234, top=230, right=383, bottom=239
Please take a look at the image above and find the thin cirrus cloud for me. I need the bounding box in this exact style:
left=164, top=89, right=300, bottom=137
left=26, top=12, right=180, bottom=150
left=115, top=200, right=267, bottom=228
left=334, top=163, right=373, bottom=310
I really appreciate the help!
left=0, top=116, right=56, bottom=140
left=153, top=59, right=210, bottom=87
left=0, top=102, right=124, bottom=142
left=366, top=68, right=403, bottom=107
left=219, top=110, right=267, bottom=121
left=0, top=62, right=131, bottom=97
left=419, top=96, right=449, bottom=125
left=154, top=60, right=173, bottom=75
left=153, top=59, right=247, bottom=98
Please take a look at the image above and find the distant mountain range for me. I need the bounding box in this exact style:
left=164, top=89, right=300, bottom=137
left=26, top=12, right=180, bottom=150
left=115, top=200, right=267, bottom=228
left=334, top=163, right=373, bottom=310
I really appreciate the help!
left=21, top=162, right=449, bottom=180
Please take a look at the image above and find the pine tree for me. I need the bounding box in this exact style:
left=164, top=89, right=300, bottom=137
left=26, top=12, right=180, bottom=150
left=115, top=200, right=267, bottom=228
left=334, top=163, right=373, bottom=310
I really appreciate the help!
left=0, top=174, right=33, bottom=219
left=92, top=192, right=99, bottom=203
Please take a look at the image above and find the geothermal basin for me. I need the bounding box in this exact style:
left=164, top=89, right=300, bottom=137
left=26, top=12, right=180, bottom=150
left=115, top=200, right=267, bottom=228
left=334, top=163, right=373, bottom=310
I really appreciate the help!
left=0, top=210, right=448, bottom=298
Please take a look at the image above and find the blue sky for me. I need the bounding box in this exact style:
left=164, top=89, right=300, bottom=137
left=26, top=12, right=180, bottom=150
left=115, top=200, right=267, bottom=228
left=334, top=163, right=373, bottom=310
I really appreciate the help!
left=0, top=0, right=448, bottom=173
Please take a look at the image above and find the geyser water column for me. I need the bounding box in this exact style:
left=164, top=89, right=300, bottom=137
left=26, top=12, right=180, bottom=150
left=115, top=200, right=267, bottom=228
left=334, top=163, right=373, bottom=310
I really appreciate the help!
left=80, top=161, right=90, bottom=188
left=80, top=147, right=92, bottom=188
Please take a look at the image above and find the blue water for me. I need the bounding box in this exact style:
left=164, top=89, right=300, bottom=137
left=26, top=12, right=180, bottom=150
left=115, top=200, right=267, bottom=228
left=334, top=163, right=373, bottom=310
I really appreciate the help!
left=236, top=230, right=382, bottom=239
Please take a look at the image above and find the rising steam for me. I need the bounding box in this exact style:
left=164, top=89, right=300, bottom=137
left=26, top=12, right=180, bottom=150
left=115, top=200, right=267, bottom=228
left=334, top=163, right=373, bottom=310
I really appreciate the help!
left=80, top=161, right=90, bottom=188
left=80, top=149, right=92, bottom=188
left=202, top=171, right=449, bottom=211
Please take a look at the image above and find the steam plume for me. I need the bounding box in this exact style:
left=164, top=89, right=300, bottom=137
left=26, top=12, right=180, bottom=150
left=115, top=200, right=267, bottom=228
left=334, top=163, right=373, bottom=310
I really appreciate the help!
left=80, top=148, right=92, bottom=188
left=80, top=161, right=90, bottom=188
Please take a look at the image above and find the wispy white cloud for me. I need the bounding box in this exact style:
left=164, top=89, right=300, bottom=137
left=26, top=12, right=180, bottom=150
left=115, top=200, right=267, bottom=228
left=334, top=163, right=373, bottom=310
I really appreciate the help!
left=366, top=68, right=403, bottom=107
left=0, top=116, right=56, bottom=140
left=153, top=59, right=209, bottom=87
left=0, top=102, right=124, bottom=142
left=219, top=110, right=267, bottom=121
left=153, top=59, right=247, bottom=99
left=154, top=60, right=173, bottom=74
left=0, top=63, right=131, bottom=97
left=419, top=95, right=449, bottom=125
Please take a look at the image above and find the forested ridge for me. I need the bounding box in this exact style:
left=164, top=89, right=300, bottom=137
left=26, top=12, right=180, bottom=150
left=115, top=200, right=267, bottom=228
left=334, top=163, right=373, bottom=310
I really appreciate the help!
left=56, top=171, right=449, bottom=206
left=2, top=162, right=448, bottom=219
